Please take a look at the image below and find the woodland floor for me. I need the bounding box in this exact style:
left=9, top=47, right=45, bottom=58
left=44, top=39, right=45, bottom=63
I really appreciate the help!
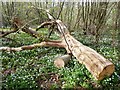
left=1, top=28, right=120, bottom=89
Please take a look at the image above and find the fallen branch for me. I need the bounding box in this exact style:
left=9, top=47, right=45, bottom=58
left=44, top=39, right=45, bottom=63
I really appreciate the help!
left=13, top=17, right=40, bottom=38
left=0, top=17, right=40, bottom=38
left=21, top=27, right=39, bottom=38
left=36, top=21, right=56, bottom=31
left=0, top=40, right=64, bottom=52
left=0, top=28, right=18, bottom=38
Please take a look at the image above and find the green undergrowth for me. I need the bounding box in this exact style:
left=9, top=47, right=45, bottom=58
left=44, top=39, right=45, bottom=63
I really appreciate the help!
left=1, top=29, right=120, bottom=89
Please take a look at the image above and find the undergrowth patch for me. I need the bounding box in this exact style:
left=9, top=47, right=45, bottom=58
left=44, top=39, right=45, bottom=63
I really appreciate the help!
left=1, top=30, right=120, bottom=89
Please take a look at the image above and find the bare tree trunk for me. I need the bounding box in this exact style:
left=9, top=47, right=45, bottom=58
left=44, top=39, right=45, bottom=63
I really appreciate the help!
left=112, top=3, right=117, bottom=47
left=73, top=2, right=81, bottom=30
left=117, top=1, right=120, bottom=60
left=57, top=2, right=64, bottom=19
left=0, top=2, right=3, bottom=28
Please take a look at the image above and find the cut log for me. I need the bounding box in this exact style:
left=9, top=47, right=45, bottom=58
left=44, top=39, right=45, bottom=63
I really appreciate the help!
left=54, top=54, right=71, bottom=68
left=54, top=20, right=115, bottom=80
left=61, top=33, right=115, bottom=80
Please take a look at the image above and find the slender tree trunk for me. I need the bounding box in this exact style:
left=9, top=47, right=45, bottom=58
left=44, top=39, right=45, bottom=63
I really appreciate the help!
left=117, top=1, right=120, bottom=60
left=0, top=2, right=2, bottom=28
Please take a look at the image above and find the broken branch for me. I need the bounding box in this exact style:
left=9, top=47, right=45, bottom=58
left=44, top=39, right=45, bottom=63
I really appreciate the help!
left=0, top=29, right=18, bottom=38
left=36, top=21, right=56, bottom=31
left=0, top=40, right=64, bottom=52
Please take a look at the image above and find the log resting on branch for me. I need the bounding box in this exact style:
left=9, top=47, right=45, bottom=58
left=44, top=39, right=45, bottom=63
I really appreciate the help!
left=21, top=27, right=39, bottom=38
left=13, top=17, right=40, bottom=38
left=0, top=33, right=115, bottom=80
left=55, top=20, right=115, bottom=80
left=1, top=18, right=115, bottom=80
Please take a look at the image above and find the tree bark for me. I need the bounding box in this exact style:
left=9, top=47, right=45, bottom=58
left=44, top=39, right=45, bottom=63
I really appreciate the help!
left=0, top=40, right=64, bottom=52
left=61, top=33, right=114, bottom=80
left=56, top=20, right=115, bottom=80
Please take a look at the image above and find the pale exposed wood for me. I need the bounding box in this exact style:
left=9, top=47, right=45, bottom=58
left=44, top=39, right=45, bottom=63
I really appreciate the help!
left=54, top=54, right=71, bottom=68
left=0, top=43, right=44, bottom=52
left=36, top=21, right=56, bottom=31
left=61, top=33, right=115, bottom=80
left=0, top=41, right=64, bottom=52
left=54, top=20, right=115, bottom=80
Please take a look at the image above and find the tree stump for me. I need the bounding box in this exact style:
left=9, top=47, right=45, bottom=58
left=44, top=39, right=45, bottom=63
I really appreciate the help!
left=54, top=54, right=71, bottom=68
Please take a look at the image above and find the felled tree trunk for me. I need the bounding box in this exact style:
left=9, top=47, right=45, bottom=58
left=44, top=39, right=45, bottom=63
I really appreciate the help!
left=55, top=20, right=115, bottom=80
left=0, top=16, right=115, bottom=80
left=61, top=33, right=114, bottom=80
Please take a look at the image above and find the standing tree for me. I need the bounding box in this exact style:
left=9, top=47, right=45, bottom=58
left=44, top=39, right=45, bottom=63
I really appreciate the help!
left=117, top=1, right=120, bottom=60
